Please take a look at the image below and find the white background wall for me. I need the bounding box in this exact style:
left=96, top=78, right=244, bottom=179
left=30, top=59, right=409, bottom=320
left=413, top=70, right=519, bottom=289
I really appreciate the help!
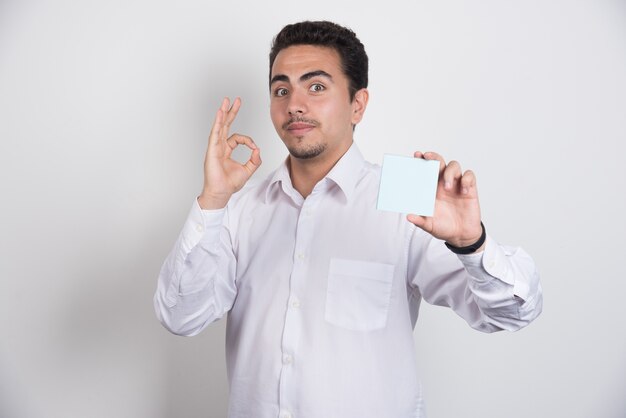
left=1, top=0, right=625, bottom=417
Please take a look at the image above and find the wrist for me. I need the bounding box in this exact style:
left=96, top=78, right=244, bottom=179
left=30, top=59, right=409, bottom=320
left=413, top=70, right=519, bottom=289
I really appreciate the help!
left=445, top=222, right=486, bottom=255
left=197, top=192, right=230, bottom=210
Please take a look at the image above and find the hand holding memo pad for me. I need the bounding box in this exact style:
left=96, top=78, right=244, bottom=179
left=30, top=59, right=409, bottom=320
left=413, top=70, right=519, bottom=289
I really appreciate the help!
left=377, top=154, right=440, bottom=216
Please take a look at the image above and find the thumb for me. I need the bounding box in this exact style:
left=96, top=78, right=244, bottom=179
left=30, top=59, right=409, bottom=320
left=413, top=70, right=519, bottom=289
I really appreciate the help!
left=407, top=214, right=431, bottom=232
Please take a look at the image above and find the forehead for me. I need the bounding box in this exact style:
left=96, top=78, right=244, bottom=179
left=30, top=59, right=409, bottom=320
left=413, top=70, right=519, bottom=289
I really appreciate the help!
left=271, top=45, right=343, bottom=79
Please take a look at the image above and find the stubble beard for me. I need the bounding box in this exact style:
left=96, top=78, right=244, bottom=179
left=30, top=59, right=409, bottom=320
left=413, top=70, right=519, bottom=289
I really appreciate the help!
left=286, top=140, right=327, bottom=160
left=280, top=116, right=325, bottom=160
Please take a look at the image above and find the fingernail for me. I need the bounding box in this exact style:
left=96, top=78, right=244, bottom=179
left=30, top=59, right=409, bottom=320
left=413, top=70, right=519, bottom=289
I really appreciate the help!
left=444, top=181, right=451, bottom=190
left=462, top=187, right=469, bottom=194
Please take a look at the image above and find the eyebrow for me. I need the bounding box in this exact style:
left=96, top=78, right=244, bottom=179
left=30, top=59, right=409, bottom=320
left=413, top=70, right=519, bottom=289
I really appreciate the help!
left=270, top=70, right=333, bottom=85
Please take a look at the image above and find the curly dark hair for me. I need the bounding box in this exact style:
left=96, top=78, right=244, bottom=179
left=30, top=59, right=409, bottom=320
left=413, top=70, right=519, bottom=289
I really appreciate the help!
left=269, top=21, right=369, bottom=101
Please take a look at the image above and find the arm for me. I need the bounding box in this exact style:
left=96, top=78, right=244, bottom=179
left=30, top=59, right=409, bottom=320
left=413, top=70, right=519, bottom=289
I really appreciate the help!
left=408, top=229, right=542, bottom=332
left=153, top=97, right=261, bottom=336
left=407, top=151, right=542, bottom=332
left=154, top=202, right=237, bottom=336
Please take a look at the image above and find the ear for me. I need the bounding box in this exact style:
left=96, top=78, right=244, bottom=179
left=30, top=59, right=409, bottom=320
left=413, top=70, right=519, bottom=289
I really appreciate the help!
left=351, top=88, right=369, bottom=125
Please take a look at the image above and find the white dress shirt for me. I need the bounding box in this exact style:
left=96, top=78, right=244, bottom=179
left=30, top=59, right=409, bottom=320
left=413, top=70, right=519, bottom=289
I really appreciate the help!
left=154, top=143, right=543, bottom=418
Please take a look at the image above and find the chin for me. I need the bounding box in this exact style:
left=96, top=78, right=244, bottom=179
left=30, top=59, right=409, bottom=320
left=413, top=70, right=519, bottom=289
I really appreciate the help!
left=287, top=143, right=326, bottom=160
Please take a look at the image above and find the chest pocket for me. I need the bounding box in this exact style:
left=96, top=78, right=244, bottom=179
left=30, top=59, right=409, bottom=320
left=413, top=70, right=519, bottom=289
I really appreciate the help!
left=325, top=258, right=395, bottom=332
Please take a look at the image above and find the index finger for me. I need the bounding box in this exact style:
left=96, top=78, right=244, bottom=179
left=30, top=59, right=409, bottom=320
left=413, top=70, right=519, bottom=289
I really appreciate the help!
left=423, top=151, right=446, bottom=174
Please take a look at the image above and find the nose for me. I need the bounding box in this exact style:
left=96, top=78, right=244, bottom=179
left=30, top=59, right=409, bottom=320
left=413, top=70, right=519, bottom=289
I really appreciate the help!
left=287, top=89, right=306, bottom=115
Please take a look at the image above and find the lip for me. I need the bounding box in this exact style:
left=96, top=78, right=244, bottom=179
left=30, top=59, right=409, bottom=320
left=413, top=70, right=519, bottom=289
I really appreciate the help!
left=287, top=122, right=315, bottom=136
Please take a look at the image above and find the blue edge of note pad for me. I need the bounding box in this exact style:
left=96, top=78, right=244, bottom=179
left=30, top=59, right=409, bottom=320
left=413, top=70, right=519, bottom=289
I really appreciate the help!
left=376, top=154, right=440, bottom=216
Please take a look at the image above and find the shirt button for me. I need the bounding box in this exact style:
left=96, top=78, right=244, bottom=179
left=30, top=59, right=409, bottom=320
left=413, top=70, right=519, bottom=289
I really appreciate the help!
left=297, top=253, right=305, bottom=260
left=281, top=412, right=292, bottom=418
left=282, top=354, right=293, bottom=364
left=291, top=299, right=301, bottom=308
left=488, top=260, right=496, bottom=269
left=195, top=224, right=203, bottom=232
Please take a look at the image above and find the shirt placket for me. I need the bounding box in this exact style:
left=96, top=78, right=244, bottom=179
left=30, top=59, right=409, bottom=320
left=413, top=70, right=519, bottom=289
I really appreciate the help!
left=277, top=183, right=325, bottom=418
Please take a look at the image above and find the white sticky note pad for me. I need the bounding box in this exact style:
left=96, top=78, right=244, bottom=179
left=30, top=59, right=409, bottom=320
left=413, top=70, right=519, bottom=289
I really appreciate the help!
left=377, top=154, right=439, bottom=216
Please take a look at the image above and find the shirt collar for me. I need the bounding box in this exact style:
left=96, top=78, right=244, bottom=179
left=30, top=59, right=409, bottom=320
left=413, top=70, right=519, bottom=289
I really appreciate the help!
left=263, top=142, right=365, bottom=204
left=324, top=142, right=364, bottom=202
left=264, top=158, right=294, bottom=204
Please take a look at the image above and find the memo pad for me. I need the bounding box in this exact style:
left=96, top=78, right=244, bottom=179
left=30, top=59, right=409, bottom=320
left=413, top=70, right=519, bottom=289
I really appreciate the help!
left=377, top=154, right=440, bottom=216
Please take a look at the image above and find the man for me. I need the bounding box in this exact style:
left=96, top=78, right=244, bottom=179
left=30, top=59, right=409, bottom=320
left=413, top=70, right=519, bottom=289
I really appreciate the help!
left=154, top=21, right=542, bottom=418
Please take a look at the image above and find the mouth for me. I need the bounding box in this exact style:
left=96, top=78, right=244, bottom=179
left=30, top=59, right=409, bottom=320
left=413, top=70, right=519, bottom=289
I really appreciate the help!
left=287, top=124, right=315, bottom=136
left=284, top=120, right=318, bottom=136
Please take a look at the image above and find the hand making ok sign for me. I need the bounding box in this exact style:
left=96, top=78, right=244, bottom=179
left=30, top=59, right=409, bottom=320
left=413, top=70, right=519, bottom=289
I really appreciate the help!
left=198, top=97, right=262, bottom=209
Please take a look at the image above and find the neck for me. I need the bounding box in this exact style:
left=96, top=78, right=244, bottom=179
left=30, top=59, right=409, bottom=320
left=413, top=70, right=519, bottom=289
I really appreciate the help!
left=288, top=141, right=352, bottom=198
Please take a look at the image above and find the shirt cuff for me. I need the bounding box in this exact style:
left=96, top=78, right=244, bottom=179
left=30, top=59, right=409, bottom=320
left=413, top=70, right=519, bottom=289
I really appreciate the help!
left=180, top=198, right=226, bottom=252
left=457, top=235, right=536, bottom=302
left=456, top=235, right=513, bottom=286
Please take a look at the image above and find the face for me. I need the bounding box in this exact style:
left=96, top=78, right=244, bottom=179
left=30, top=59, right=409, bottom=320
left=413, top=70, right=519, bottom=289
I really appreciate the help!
left=270, top=45, right=368, bottom=162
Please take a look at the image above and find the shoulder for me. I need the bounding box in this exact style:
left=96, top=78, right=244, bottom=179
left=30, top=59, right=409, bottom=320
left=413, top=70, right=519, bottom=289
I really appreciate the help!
left=363, top=159, right=381, bottom=176
left=227, top=175, right=270, bottom=209
left=354, top=158, right=382, bottom=190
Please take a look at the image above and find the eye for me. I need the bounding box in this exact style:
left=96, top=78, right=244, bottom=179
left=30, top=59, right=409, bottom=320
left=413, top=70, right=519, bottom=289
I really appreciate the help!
left=274, top=87, right=288, bottom=97
left=309, top=83, right=325, bottom=93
